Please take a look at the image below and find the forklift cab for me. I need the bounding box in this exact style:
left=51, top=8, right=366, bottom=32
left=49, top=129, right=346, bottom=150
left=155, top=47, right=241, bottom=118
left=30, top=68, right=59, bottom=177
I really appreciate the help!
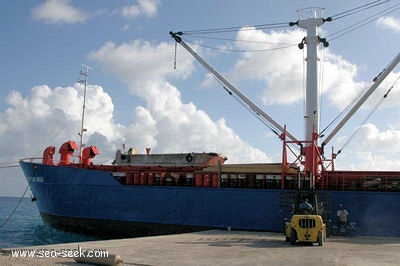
left=293, top=191, right=318, bottom=215
left=284, top=190, right=326, bottom=246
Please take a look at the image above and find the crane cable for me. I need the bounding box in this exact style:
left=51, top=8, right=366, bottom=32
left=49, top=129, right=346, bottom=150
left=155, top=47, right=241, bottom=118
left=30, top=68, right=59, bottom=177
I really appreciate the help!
left=192, top=56, right=304, bottom=153
left=208, top=70, right=281, bottom=138
left=178, top=20, right=294, bottom=53
left=319, top=81, right=374, bottom=137
left=181, top=37, right=297, bottom=53
left=181, top=34, right=295, bottom=45
left=336, top=75, right=400, bottom=156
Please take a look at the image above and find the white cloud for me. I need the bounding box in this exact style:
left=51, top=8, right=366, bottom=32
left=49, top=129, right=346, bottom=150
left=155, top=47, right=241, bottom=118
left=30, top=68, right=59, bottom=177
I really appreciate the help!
left=357, top=123, right=400, bottom=154
left=335, top=123, right=400, bottom=170
left=228, top=28, right=367, bottom=110
left=230, top=28, right=304, bottom=105
left=0, top=84, right=123, bottom=196
left=320, top=50, right=367, bottom=110
left=89, top=39, right=270, bottom=163
left=120, top=0, right=160, bottom=19
left=0, top=37, right=269, bottom=200
left=0, top=84, right=120, bottom=161
left=88, top=40, right=195, bottom=89
left=376, top=16, right=400, bottom=33
left=32, top=0, right=87, bottom=24
left=0, top=76, right=269, bottom=197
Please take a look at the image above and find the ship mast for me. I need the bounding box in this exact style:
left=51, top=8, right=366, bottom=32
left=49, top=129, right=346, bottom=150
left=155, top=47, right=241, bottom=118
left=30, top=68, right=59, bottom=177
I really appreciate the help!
left=291, top=8, right=330, bottom=179
left=77, top=64, right=92, bottom=163
left=291, top=8, right=400, bottom=181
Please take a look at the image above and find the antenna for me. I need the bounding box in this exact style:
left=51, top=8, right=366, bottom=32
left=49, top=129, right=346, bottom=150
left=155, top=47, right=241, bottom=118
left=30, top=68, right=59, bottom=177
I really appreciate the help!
left=77, top=64, right=93, bottom=163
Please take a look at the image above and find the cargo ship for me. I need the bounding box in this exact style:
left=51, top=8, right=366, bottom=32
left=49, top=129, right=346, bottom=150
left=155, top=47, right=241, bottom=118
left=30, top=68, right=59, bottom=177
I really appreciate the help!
left=20, top=8, right=400, bottom=237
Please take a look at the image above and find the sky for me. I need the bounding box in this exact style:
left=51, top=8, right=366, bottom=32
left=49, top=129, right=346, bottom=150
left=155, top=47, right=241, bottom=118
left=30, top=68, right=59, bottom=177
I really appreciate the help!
left=0, top=0, right=400, bottom=196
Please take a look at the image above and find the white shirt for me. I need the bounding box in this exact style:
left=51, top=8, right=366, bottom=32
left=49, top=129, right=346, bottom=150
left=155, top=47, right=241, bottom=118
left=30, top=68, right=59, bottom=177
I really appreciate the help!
left=337, top=209, right=349, bottom=222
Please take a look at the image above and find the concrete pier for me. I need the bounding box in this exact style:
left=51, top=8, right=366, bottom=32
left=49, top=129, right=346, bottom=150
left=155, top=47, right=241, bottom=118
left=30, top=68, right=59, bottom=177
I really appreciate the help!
left=1, top=230, right=400, bottom=265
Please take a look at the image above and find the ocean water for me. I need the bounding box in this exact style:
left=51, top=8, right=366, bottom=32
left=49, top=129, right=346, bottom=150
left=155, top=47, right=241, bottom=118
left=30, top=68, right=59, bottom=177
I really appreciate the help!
left=0, top=197, right=102, bottom=249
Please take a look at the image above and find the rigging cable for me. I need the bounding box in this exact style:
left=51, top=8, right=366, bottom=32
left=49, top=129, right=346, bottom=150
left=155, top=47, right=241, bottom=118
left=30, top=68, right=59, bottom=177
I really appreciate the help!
left=181, top=22, right=290, bottom=35
left=302, top=47, right=306, bottom=124
left=0, top=162, right=20, bottom=168
left=327, top=2, right=400, bottom=41
left=98, top=157, right=115, bottom=165
left=336, top=75, right=400, bottom=155
left=318, top=46, right=326, bottom=135
left=330, top=0, right=390, bottom=20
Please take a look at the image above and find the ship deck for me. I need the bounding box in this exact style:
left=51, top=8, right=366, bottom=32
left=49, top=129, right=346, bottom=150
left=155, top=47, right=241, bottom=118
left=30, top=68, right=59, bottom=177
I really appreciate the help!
left=2, top=230, right=400, bottom=265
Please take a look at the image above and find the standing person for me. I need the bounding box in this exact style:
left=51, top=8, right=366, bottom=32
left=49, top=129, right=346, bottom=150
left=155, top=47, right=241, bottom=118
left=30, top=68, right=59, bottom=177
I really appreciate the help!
left=318, top=202, right=330, bottom=236
left=317, top=202, right=326, bottom=220
left=337, top=204, right=349, bottom=227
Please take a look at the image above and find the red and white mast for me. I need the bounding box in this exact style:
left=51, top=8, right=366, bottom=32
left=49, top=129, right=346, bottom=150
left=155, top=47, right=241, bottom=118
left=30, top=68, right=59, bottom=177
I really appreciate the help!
left=291, top=8, right=330, bottom=179
left=293, top=8, right=400, bottom=182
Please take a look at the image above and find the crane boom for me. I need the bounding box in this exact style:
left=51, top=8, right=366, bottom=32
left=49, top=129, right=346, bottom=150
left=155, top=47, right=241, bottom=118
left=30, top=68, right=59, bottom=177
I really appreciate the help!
left=170, top=31, right=298, bottom=142
left=322, top=52, right=400, bottom=147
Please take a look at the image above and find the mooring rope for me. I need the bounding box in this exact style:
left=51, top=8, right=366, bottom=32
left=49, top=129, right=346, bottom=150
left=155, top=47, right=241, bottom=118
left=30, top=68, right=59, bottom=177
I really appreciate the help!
left=0, top=168, right=36, bottom=229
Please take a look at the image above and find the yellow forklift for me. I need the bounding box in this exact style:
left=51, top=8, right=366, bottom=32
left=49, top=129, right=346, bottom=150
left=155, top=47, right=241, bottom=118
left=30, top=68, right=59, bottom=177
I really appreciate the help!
left=284, top=190, right=326, bottom=246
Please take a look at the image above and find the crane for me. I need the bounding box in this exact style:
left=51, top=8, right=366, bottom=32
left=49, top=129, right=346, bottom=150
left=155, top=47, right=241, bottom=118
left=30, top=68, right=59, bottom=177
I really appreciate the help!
left=169, top=31, right=298, bottom=143
left=170, top=7, right=400, bottom=188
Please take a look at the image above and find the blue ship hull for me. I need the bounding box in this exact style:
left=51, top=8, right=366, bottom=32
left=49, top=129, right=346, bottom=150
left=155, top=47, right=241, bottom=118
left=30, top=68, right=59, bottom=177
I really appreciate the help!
left=20, top=161, right=400, bottom=237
